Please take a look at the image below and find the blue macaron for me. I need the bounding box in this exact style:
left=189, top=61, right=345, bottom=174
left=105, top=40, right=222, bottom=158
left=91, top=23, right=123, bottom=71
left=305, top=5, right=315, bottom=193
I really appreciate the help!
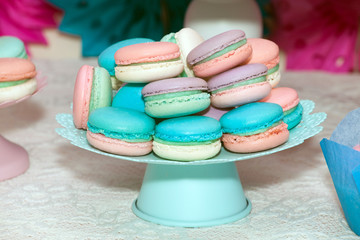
left=98, top=38, right=154, bottom=76
left=0, top=36, right=27, bottom=59
left=153, top=116, right=222, bottom=161
left=112, top=83, right=146, bottom=112
left=284, top=103, right=303, bottom=130
left=86, top=106, right=156, bottom=156
left=220, top=102, right=289, bottom=153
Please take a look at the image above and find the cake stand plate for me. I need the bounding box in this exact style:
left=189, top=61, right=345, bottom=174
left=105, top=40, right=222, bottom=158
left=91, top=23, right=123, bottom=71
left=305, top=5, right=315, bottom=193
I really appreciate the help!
left=56, top=100, right=326, bottom=227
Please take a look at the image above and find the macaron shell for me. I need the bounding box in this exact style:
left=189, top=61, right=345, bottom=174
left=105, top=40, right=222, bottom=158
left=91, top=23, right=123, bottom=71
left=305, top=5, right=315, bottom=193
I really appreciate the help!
left=192, top=43, right=252, bottom=78
left=112, top=83, right=146, bottom=112
left=152, top=140, right=221, bottom=161
left=246, top=38, right=280, bottom=69
left=144, top=92, right=210, bottom=118
left=222, top=122, right=289, bottom=153
left=260, top=87, right=300, bottom=111
left=0, top=58, right=36, bottom=81
left=187, top=29, right=246, bottom=65
left=0, top=78, right=37, bottom=103
left=141, top=77, right=207, bottom=97
left=89, top=67, right=112, bottom=113
left=87, top=131, right=153, bottom=156
left=284, top=103, right=303, bottom=130
left=176, top=28, right=204, bottom=77
left=0, top=36, right=27, bottom=59
left=211, top=81, right=271, bottom=108
left=267, top=68, right=281, bottom=87
left=115, top=42, right=180, bottom=65
left=114, top=60, right=184, bottom=83
left=73, top=65, right=94, bottom=129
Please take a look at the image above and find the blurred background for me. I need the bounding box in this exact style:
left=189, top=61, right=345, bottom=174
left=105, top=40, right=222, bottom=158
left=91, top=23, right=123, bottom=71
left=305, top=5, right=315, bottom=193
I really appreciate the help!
left=2, top=0, right=360, bottom=72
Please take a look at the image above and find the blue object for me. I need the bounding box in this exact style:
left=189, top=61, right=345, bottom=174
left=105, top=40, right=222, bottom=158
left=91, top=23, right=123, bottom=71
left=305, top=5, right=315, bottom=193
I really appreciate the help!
left=47, top=0, right=191, bottom=56
left=220, top=102, right=284, bottom=134
left=352, top=165, right=360, bottom=194
left=155, top=116, right=222, bottom=143
left=0, top=36, right=27, bottom=59
left=112, top=83, right=147, bottom=112
left=284, top=103, right=303, bottom=130
left=132, top=162, right=251, bottom=227
left=87, top=106, right=155, bottom=142
left=320, top=139, right=360, bottom=236
left=98, top=38, right=153, bottom=76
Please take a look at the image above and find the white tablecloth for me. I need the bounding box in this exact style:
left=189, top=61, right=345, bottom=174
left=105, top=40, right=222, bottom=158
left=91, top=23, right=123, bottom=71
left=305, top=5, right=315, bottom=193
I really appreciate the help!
left=1, top=59, right=359, bottom=239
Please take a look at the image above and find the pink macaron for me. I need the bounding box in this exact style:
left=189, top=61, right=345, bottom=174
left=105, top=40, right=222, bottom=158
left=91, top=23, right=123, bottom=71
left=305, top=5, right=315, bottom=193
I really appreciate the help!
left=187, top=29, right=252, bottom=78
left=72, top=65, right=112, bottom=129
left=114, top=42, right=184, bottom=83
left=245, top=38, right=281, bottom=87
left=207, top=63, right=271, bottom=108
left=259, top=87, right=303, bottom=129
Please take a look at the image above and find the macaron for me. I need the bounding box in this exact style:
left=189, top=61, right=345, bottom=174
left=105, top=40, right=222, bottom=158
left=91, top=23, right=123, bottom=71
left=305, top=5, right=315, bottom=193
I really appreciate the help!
left=0, top=58, right=37, bottom=104
left=0, top=36, right=27, bottom=59
left=187, top=29, right=252, bottom=78
left=114, top=42, right=184, bottom=83
left=87, top=107, right=155, bottom=156
left=73, top=65, right=112, bottom=129
left=98, top=38, right=154, bottom=89
left=161, top=27, right=204, bottom=77
left=196, top=105, right=232, bottom=121
left=246, top=38, right=281, bottom=87
left=353, top=144, right=360, bottom=151
left=153, top=116, right=222, bottom=161
left=260, top=87, right=303, bottom=129
left=220, top=102, right=289, bottom=153
left=141, top=77, right=210, bottom=118
left=112, top=83, right=146, bottom=112
left=207, top=63, right=271, bottom=108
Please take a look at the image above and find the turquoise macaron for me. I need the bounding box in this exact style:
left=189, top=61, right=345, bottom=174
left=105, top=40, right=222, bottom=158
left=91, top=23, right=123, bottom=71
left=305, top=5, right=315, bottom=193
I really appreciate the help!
left=112, top=83, right=146, bottom=112
left=86, top=106, right=156, bottom=156
left=0, top=36, right=27, bottom=59
left=152, top=116, right=222, bottom=161
left=220, top=102, right=289, bottom=153
left=98, top=38, right=154, bottom=77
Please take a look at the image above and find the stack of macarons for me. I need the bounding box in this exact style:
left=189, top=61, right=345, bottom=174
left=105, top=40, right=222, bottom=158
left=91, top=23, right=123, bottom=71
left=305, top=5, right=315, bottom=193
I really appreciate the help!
left=72, top=28, right=303, bottom=160
left=0, top=36, right=39, bottom=104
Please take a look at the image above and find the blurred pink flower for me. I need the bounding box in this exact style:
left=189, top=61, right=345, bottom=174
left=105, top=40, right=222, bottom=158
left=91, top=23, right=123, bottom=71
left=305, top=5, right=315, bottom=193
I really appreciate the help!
left=0, top=0, right=60, bottom=54
left=271, top=0, right=360, bottom=72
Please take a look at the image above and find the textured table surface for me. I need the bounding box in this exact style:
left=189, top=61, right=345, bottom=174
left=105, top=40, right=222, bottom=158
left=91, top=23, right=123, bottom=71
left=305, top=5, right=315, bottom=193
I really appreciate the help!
left=0, top=59, right=359, bottom=240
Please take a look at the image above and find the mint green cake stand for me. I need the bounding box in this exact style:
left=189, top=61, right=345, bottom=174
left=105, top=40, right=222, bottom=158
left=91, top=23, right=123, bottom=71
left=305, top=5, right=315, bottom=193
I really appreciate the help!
left=56, top=100, right=326, bottom=227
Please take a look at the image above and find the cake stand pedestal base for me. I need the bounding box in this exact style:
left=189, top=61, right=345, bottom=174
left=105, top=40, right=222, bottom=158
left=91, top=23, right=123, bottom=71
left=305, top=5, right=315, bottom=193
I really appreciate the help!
left=132, top=161, right=251, bottom=227
left=0, top=135, right=29, bottom=181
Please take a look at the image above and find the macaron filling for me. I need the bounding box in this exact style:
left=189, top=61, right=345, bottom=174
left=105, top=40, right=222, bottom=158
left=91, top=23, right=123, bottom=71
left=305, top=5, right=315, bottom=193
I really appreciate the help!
left=155, top=130, right=222, bottom=145
left=211, top=75, right=266, bottom=94
left=120, top=57, right=181, bottom=66
left=268, top=64, right=280, bottom=75
left=144, top=90, right=207, bottom=101
left=225, top=120, right=283, bottom=136
left=0, top=79, right=28, bottom=88
left=195, top=39, right=247, bottom=65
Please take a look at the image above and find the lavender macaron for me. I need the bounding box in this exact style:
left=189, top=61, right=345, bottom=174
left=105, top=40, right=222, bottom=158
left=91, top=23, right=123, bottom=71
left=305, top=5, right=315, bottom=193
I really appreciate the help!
left=142, top=77, right=210, bottom=118
left=208, top=63, right=272, bottom=108
left=187, top=29, right=252, bottom=78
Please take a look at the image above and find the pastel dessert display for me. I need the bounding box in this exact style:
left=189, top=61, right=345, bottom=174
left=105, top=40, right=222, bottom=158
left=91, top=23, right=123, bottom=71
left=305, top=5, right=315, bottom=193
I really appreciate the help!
left=112, top=83, right=146, bottom=112
left=321, top=108, right=360, bottom=236
left=220, top=102, right=289, bottom=153
left=207, top=63, right=271, bottom=108
left=260, top=87, right=303, bottom=129
left=0, top=58, right=37, bottom=104
left=98, top=38, right=154, bottom=89
left=73, top=65, right=112, bottom=129
left=187, top=29, right=252, bottom=78
left=86, top=107, right=155, bottom=156
left=245, top=38, right=281, bottom=87
left=152, top=116, right=222, bottom=161
left=0, top=36, right=28, bottom=59
left=161, top=27, right=204, bottom=77
left=141, top=77, right=210, bottom=118
left=114, top=42, right=184, bottom=83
